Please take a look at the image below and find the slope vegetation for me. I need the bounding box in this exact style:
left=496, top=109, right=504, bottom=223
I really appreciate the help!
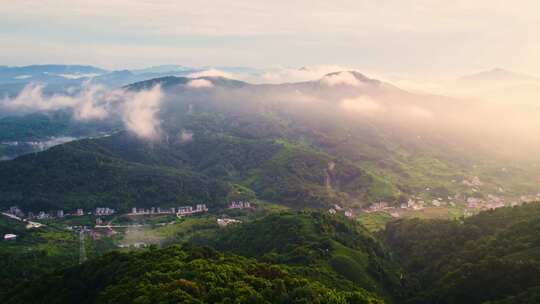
left=381, top=202, right=540, bottom=303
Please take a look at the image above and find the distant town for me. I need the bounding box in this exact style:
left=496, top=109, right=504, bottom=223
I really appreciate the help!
left=361, top=180, right=540, bottom=219
left=2, top=200, right=257, bottom=240
left=3, top=200, right=256, bottom=221
left=5, top=186, right=540, bottom=242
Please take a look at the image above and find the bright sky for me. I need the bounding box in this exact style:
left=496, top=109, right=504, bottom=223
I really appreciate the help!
left=1, top=0, right=539, bottom=76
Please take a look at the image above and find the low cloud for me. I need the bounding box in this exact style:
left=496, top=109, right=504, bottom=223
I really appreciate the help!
left=187, top=69, right=238, bottom=79
left=1, top=84, right=79, bottom=112
left=321, top=72, right=363, bottom=87
left=55, top=73, right=101, bottom=79
left=72, top=85, right=111, bottom=120
left=187, top=79, right=214, bottom=88
left=253, top=65, right=358, bottom=84
left=341, top=96, right=384, bottom=115
left=1, top=84, right=112, bottom=121
left=0, top=83, right=164, bottom=140
left=121, top=85, right=163, bottom=140
left=402, top=105, right=433, bottom=120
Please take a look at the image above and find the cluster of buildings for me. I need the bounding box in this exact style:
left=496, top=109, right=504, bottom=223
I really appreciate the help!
left=118, top=242, right=147, bottom=248
left=6, top=206, right=67, bottom=220
left=177, top=204, right=208, bottom=216
left=466, top=195, right=514, bottom=210
left=130, top=205, right=209, bottom=217
left=228, top=201, right=252, bottom=209
left=359, top=190, right=540, bottom=219
left=217, top=218, right=242, bottom=227
left=328, top=204, right=354, bottom=218
left=3, top=206, right=114, bottom=221
left=27, top=207, right=111, bottom=219
left=94, top=207, right=115, bottom=216
left=405, top=198, right=428, bottom=210
left=129, top=207, right=176, bottom=215
left=465, top=193, right=540, bottom=211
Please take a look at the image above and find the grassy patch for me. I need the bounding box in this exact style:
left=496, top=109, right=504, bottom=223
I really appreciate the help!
left=357, top=212, right=395, bottom=232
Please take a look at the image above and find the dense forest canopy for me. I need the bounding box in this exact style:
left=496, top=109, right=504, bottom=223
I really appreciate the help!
left=3, top=204, right=540, bottom=303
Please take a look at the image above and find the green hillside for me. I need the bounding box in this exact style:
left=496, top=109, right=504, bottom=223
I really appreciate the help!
left=199, top=211, right=403, bottom=300
left=0, top=110, right=120, bottom=159
left=0, top=129, right=373, bottom=211
left=0, top=211, right=395, bottom=304
left=2, top=76, right=539, bottom=213
left=3, top=202, right=540, bottom=303
left=0, top=215, right=117, bottom=297
left=3, top=245, right=384, bottom=304
left=381, top=202, right=540, bottom=303
left=0, top=111, right=117, bottom=142
left=0, top=136, right=228, bottom=211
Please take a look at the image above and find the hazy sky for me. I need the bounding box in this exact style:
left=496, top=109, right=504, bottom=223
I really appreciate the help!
left=1, top=0, right=539, bottom=76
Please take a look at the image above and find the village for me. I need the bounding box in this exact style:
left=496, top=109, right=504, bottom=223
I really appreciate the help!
left=2, top=201, right=255, bottom=241
left=327, top=204, right=356, bottom=219
left=5, top=185, right=540, bottom=243
left=4, top=206, right=114, bottom=221
left=128, top=204, right=209, bottom=217
left=361, top=189, right=540, bottom=218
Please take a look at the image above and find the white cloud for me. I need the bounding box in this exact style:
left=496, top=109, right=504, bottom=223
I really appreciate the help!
left=2, top=1, right=540, bottom=74
left=0, top=83, right=164, bottom=140
left=0, top=84, right=79, bottom=112
left=121, top=85, right=163, bottom=140
left=320, top=71, right=362, bottom=87
left=55, top=73, right=101, bottom=79
left=1, top=84, right=111, bottom=121
left=187, top=69, right=238, bottom=79
left=6, top=1, right=534, bottom=38
left=187, top=79, right=214, bottom=88
left=255, top=65, right=357, bottom=84
left=289, top=90, right=319, bottom=103
left=340, top=96, right=384, bottom=115
left=70, top=85, right=111, bottom=121
left=402, top=105, right=433, bottom=119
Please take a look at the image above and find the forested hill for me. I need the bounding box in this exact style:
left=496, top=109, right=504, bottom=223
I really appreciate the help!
left=3, top=203, right=540, bottom=303
left=381, top=202, right=540, bottom=304
left=2, top=245, right=384, bottom=304
left=195, top=211, right=404, bottom=300
left=0, top=130, right=373, bottom=211
left=2, top=73, right=540, bottom=212
left=2, top=211, right=397, bottom=304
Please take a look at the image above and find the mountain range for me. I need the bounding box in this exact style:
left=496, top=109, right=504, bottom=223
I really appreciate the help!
left=0, top=64, right=261, bottom=97
left=1, top=70, right=539, bottom=213
left=1, top=65, right=540, bottom=304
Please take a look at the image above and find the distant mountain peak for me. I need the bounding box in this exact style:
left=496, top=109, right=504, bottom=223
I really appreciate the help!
left=459, top=68, right=536, bottom=82
left=325, top=70, right=369, bottom=79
